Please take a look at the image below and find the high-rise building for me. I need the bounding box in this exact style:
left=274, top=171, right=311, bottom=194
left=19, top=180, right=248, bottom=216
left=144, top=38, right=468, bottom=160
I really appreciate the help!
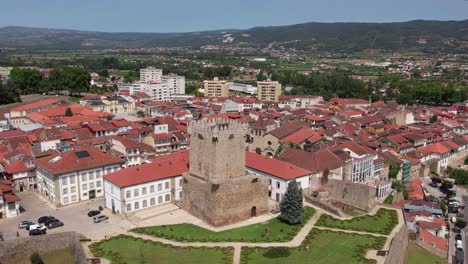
left=203, top=77, right=229, bottom=97
left=162, top=73, right=185, bottom=95
left=140, top=67, right=162, bottom=82
left=257, top=80, right=282, bottom=102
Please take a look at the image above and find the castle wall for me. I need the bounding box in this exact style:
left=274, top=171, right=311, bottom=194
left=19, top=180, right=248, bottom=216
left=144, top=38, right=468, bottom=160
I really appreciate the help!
left=323, top=179, right=376, bottom=211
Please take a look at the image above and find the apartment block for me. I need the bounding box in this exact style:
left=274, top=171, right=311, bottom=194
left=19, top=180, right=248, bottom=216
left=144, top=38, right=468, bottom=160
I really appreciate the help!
left=140, top=67, right=162, bottom=82
left=257, top=80, right=282, bottom=102
left=204, top=77, right=229, bottom=97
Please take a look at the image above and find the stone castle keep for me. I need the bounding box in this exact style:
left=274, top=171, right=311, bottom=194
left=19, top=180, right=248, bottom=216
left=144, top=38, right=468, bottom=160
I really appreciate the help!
left=182, top=119, right=268, bottom=226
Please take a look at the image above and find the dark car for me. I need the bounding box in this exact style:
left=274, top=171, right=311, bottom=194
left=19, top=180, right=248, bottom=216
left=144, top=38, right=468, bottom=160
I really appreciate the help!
left=47, top=221, right=64, bottom=229
left=38, top=216, right=55, bottom=224
left=44, top=218, right=60, bottom=226
left=429, top=182, right=438, bottom=188
left=88, top=210, right=100, bottom=217
left=455, top=234, right=462, bottom=241
left=29, top=228, right=46, bottom=236
left=456, top=248, right=464, bottom=264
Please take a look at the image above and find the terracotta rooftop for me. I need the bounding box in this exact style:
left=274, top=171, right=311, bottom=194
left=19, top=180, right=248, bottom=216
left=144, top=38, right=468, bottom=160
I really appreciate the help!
left=11, top=98, right=60, bottom=112
left=278, top=148, right=343, bottom=173
left=35, top=148, right=124, bottom=176
left=245, top=151, right=312, bottom=180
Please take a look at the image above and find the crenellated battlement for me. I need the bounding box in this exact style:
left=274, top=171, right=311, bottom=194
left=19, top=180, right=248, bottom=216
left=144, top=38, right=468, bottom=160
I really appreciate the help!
left=189, top=118, right=247, bottom=140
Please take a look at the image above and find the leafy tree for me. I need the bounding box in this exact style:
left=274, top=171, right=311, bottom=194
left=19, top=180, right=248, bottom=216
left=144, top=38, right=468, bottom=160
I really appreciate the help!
left=280, top=181, right=303, bottom=225
left=30, top=252, right=44, bottom=264
left=429, top=115, right=438, bottom=123
left=446, top=167, right=468, bottom=185
left=0, top=80, right=21, bottom=104
left=275, top=142, right=301, bottom=157
left=41, top=67, right=90, bottom=96
left=65, top=107, right=73, bottom=117
left=385, top=161, right=401, bottom=179
left=9, top=68, right=43, bottom=94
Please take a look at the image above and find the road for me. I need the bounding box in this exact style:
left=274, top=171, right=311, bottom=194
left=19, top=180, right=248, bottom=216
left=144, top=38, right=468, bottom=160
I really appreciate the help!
left=463, top=194, right=468, bottom=264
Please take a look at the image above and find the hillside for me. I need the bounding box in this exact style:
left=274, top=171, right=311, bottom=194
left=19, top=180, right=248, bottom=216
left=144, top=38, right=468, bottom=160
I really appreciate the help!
left=1, top=20, right=468, bottom=53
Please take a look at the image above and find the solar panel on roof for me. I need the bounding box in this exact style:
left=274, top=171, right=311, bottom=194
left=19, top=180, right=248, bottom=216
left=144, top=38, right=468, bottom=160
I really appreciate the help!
left=75, top=151, right=90, bottom=158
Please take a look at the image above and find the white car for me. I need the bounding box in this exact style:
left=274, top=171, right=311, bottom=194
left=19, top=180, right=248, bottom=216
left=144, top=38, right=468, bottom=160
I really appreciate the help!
left=18, top=221, right=34, bottom=229
left=28, top=224, right=46, bottom=231
left=456, top=240, right=463, bottom=249
left=93, top=215, right=108, bottom=223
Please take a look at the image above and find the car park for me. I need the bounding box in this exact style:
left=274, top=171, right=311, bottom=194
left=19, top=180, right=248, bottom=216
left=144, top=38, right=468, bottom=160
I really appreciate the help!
left=44, top=218, right=60, bottom=226
left=93, top=215, right=108, bottom=223
left=88, top=210, right=100, bottom=217
left=47, top=221, right=64, bottom=229
left=29, top=228, right=46, bottom=236
left=18, top=221, right=35, bottom=229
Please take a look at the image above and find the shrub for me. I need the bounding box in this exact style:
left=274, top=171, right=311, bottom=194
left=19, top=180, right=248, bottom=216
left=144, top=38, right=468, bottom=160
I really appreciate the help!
left=262, top=247, right=291, bottom=258
left=30, top=252, right=44, bottom=264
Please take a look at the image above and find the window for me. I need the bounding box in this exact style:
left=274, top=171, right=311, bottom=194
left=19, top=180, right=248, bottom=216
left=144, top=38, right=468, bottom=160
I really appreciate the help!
left=63, top=188, right=68, bottom=195
left=179, top=178, right=183, bottom=186
left=126, top=191, right=131, bottom=198
left=81, top=173, right=87, bottom=181
left=143, top=200, right=147, bottom=207
left=134, top=189, right=139, bottom=197
left=158, top=196, right=163, bottom=203
left=62, top=177, right=68, bottom=185
left=267, top=141, right=272, bottom=146
left=96, top=171, right=102, bottom=178
left=96, top=181, right=101, bottom=188
left=63, top=197, right=69, bottom=204
left=70, top=186, right=76, bottom=193
left=134, top=201, right=139, bottom=210
left=142, top=187, right=147, bottom=195
left=158, top=184, right=162, bottom=191
left=89, top=182, right=95, bottom=189
left=71, top=195, right=77, bottom=202
left=276, top=182, right=280, bottom=188
left=269, top=179, right=272, bottom=186
left=70, top=176, right=75, bottom=184
left=89, top=172, right=94, bottom=180
left=165, top=182, right=170, bottom=190
left=150, top=198, right=156, bottom=205
left=150, top=185, right=155, bottom=193
left=82, top=184, right=87, bottom=191
left=179, top=191, right=183, bottom=199
left=165, top=194, right=170, bottom=202
left=127, top=204, right=131, bottom=212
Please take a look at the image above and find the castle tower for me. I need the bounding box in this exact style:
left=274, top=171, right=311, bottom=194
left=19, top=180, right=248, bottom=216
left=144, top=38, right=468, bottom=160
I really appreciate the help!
left=182, top=119, right=268, bottom=226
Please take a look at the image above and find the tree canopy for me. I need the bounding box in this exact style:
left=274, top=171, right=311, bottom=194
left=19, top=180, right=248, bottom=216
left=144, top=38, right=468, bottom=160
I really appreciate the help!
left=280, top=181, right=304, bottom=225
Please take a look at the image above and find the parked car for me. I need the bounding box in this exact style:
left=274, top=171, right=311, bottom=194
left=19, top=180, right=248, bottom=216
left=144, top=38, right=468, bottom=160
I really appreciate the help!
left=47, top=221, right=64, bottom=229
left=44, top=218, right=60, bottom=226
left=38, top=216, right=55, bottom=224
left=28, top=224, right=47, bottom=232
left=29, top=228, right=46, bottom=236
left=456, top=248, right=464, bottom=264
left=456, top=240, right=463, bottom=249
left=18, top=221, right=34, bottom=229
left=429, top=182, right=439, bottom=188
left=88, top=210, right=100, bottom=217
left=451, top=216, right=458, bottom=223
left=455, top=234, right=462, bottom=241
left=93, top=215, right=108, bottom=223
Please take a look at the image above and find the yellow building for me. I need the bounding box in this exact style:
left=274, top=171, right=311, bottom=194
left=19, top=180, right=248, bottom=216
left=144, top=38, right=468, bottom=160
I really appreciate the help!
left=257, top=80, right=281, bottom=102
left=80, top=95, right=135, bottom=114
left=203, top=77, right=229, bottom=97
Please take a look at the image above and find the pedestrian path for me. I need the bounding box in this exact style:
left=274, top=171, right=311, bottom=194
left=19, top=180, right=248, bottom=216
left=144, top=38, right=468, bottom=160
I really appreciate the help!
left=87, top=204, right=402, bottom=264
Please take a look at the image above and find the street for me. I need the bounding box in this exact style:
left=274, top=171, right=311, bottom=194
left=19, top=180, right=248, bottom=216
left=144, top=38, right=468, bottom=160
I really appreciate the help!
left=463, top=193, right=468, bottom=264
left=0, top=191, right=135, bottom=241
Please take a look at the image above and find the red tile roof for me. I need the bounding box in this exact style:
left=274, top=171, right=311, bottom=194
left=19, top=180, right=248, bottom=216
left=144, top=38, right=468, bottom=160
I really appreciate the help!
left=11, top=98, right=60, bottom=112
left=3, top=160, right=33, bottom=174
left=245, top=152, right=311, bottom=180
left=419, top=228, right=448, bottom=252
left=0, top=130, right=25, bottom=139
left=278, top=148, right=343, bottom=173
left=269, top=121, right=306, bottom=139
left=3, top=192, right=21, bottom=202
left=35, top=148, right=124, bottom=176
left=104, top=150, right=189, bottom=187
left=279, top=127, right=321, bottom=144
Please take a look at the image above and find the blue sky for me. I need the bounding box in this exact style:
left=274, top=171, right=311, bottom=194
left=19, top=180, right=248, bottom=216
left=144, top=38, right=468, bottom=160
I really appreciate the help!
left=1, top=0, right=467, bottom=32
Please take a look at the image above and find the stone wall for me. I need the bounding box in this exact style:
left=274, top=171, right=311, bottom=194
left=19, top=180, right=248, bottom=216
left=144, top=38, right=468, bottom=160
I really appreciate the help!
left=0, top=232, right=86, bottom=264
left=304, top=195, right=345, bottom=217
left=323, top=179, right=376, bottom=212
left=385, top=225, right=409, bottom=264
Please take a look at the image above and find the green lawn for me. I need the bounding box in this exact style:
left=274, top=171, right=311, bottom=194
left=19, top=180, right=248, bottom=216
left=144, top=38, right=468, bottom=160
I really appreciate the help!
left=406, top=244, right=445, bottom=264
left=131, top=207, right=315, bottom=242
left=315, top=208, right=398, bottom=235
left=242, top=229, right=386, bottom=264
left=89, top=235, right=232, bottom=264
left=41, top=247, right=75, bottom=264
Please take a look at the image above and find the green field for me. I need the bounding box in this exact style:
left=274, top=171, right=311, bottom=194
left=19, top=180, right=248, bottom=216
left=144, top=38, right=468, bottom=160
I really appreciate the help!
left=315, top=208, right=398, bottom=235
left=41, top=247, right=75, bottom=264
left=406, top=244, right=445, bottom=264
left=242, top=229, right=386, bottom=264
left=131, top=207, right=315, bottom=242
left=89, top=235, right=232, bottom=264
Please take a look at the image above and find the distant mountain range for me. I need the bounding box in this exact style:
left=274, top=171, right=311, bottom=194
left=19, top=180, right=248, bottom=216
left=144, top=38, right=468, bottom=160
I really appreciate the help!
left=1, top=20, right=468, bottom=53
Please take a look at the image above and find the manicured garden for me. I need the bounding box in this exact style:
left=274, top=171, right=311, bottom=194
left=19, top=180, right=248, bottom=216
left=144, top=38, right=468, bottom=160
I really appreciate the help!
left=131, top=207, right=315, bottom=242
left=89, top=235, right=232, bottom=264
left=406, top=244, right=445, bottom=264
left=241, top=229, right=386, bottom=264
left=315, top=208, right=398, bottom=235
